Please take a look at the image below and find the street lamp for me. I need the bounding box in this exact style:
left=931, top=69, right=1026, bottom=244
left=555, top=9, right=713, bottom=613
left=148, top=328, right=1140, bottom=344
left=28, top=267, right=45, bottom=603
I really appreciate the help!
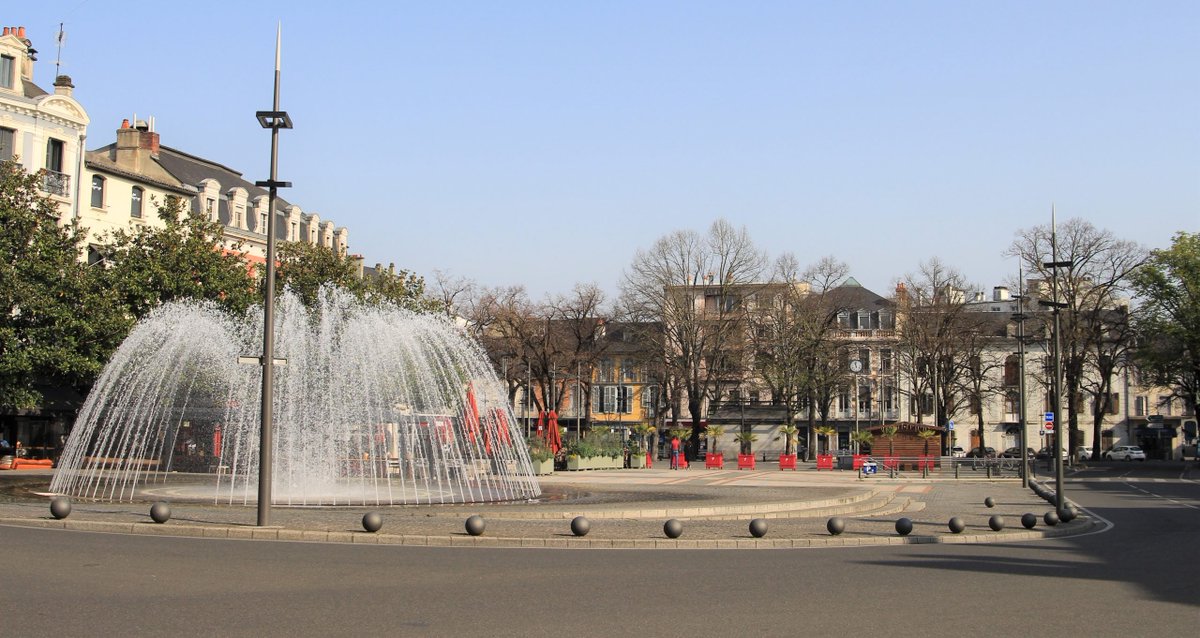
left=850, top=359, right=863, bottom=452
left=250, top=25, right=293, bottom=527
left=1038, top=208, right=1073, bottom=517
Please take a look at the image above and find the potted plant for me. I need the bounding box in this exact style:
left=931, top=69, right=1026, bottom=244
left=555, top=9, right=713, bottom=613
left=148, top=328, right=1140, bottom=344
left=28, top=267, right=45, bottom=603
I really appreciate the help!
left=850, top=430, right=874, bottom=470
left=527, top=437, right=554, bottom=475
left=917, top=428, right=939, bottom=471
left=735, top=430, right=758, bottom=469
left=703, top=424, right=725, bottom=469
left=631, top=423, right=656, bottom=468
left=879, top=425, right=899, bottom=470
left=814, top=425, right=836, bottom=470
left=777, top=424, right=799, bottom=470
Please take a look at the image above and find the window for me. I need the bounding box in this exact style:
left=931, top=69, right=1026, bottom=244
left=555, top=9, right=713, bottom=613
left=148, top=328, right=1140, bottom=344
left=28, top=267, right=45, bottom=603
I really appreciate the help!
left=642, top=386, right=658, bottom=410
left=45, top=138, right=65, bottom=172
left=1003, top=356, right=1020, bottom=386
left=0, top=127, right=13, bottom=160
left=259, top=212, right=268, bottom=234
left=1134, top=396, right=1148, bottom=417
left=880, top=349, right=893, bottom=374
left=620, top=359, right=636, bottom=381
left=0, top=55, right=14, bottom=89
left=90, top=175, right=105, bottom=208
left=205, top=198, right=216, bottom=221
left=616, top=386, right=632, bottom=414
left=130, top=186, right=143, bottom=218
left=599, top=359, right=614, bottom=383
left=858, top=348, right=871, bottom=373
left=1004, top=392, right=1020, bottom=416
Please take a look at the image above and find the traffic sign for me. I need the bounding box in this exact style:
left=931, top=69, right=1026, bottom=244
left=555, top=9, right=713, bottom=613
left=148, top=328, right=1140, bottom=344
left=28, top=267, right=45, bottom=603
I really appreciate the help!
left=947, top=420, right=955, bottom=431
left=1044, top=421, right=1054, bottom=432
left=1044, top=412, right=1054, bottom=421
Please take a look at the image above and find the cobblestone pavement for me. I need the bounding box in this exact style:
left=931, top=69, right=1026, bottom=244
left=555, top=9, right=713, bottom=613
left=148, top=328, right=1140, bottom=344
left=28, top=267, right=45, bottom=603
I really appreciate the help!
left=0, top=465, right=1097, bottom=548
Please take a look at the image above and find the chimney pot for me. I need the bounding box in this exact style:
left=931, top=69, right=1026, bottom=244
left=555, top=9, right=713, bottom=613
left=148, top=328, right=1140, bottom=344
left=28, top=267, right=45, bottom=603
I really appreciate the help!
left=3, top=27, right=9, bottom=36
left=121, top=119, right=130, bottom=129
left=17, top=27, right=25, bottom=38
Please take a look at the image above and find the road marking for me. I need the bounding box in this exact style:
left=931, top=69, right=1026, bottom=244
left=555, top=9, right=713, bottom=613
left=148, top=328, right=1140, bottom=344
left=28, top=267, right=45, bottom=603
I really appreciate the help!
left=1121, top=482, right=1199, bottom=510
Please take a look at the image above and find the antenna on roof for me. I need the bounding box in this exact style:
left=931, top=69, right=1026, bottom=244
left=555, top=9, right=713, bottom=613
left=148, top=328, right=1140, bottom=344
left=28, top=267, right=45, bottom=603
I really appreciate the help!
left=54, top=23, right=66, bottom=76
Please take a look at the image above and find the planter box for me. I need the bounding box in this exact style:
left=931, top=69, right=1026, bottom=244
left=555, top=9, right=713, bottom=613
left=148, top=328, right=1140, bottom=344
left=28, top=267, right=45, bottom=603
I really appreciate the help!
left=628, top=454, right=647, bottom=469
left=532, top=458, right=554, bottom=475
left=778, top=454, right=797, bottom=470
left=737, top=453, right=756, bottom=470
left=816, top=454, right=834, bottom=470
left=705, top=453, right=724, bottom=469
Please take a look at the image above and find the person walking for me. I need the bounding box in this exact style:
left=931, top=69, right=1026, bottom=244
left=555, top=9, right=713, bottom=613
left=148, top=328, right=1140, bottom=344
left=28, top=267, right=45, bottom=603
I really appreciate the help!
left=671, top=436, right=680, bottom=470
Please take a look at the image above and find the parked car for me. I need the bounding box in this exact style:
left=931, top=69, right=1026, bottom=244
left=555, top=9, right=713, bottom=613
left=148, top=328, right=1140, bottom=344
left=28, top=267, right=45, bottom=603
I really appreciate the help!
left=965, top=446, right=997, bottom=458
left=1001, top=447, right=1036, bottom=459
left=950, top=446, right=966, bottom=458
left=1105, top=445, right=1146, bottom=461
left=1035, top=447, right=1069, bottom=460
left=1075, top=446, right=1093, bottom=461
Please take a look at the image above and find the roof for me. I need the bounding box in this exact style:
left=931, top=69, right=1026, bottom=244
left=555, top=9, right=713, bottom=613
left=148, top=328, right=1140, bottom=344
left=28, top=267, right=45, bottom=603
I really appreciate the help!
left=153, top=145, right=296, bottom=210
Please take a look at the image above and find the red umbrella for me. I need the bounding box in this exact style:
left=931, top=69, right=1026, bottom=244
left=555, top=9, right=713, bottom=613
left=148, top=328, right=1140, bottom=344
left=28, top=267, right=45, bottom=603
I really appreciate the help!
left=546, top=410, right=562, bottom=454
left=212, top=424, right=222, bottom=459
left=464, top=383, right=481, bottom=442
left=536, top=411, right=546, bottom=439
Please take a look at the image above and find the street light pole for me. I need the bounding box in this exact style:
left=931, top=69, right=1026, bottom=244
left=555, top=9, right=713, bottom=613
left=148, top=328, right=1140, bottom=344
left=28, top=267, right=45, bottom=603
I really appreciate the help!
left=1014, top=268, right=1030, bottom=488
left=1039, top=207, right=1072, bottom=517
left=252, top=24, right=292, bottom=527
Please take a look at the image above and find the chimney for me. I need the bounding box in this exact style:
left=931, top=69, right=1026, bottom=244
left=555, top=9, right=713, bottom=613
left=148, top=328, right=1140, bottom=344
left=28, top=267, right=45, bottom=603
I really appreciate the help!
left=993, top=286, right=1010, bottom=302
left=114, top=118, right=161, bottom=171
left=53, top=75, right=73, bottom=97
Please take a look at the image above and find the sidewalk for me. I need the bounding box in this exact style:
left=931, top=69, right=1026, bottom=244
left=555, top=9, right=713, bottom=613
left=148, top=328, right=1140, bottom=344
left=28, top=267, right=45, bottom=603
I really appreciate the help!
left=0, top=466, right=1097, bottom=548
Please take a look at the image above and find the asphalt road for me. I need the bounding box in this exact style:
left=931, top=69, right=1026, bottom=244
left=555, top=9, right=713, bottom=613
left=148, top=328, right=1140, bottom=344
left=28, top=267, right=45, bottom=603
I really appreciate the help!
left=3, top=462, right=1197, bottom=637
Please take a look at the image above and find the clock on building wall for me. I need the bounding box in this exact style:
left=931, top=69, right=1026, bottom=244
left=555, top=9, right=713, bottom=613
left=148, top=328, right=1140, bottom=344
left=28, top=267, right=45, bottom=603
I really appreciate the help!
left=849, top=360, right=863, bottom=373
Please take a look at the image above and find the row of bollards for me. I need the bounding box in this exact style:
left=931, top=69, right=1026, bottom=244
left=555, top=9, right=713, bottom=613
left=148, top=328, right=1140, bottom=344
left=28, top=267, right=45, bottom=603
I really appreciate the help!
left=45, top=494, right=1076, bottom=539
left=49, top=497, right=173, bottom=524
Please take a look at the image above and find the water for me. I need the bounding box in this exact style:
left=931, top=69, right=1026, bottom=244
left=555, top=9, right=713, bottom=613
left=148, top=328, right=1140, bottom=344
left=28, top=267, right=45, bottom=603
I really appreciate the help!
left=50, top=290, right=541, bottom=505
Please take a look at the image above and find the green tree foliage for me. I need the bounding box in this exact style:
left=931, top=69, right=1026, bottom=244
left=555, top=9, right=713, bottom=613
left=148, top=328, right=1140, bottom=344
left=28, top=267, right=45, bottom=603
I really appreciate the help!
left=0, top=160, right=122, bottom=408
left=274, top=242, right=438, bottom=312
left=99, top=197, right=257, bottom=321
left=1131, top=231, right=1200, bottom=415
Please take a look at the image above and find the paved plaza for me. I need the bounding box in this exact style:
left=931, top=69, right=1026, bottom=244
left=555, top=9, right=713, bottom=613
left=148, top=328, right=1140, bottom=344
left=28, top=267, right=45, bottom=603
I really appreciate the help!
left=0, top=464, right=1095, bottom=548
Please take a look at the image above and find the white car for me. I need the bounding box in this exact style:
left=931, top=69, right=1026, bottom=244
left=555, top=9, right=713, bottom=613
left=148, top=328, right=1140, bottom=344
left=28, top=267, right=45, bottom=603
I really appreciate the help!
left=1075, top=446, right=1093, bottom=461
left=1105, top=445, right=1146, bottom=461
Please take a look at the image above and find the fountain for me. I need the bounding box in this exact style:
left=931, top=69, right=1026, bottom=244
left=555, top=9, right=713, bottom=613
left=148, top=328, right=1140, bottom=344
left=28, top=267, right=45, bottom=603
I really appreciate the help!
left=50, top=290, right=541, bottom=506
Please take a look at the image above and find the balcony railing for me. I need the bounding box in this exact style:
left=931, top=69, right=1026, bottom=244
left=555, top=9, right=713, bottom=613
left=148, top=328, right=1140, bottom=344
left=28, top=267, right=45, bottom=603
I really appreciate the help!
left=40, top=170, right=70, bottom=197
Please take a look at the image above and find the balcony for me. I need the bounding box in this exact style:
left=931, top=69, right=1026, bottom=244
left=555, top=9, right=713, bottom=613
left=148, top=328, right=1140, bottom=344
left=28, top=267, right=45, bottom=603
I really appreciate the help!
left=40, top=170, right=71, bottom=197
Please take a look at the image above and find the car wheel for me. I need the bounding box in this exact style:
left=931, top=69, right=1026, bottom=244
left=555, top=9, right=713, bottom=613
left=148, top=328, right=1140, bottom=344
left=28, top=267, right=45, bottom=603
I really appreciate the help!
left=1105, top=454, right=1113, bottom=460
left=1124, top=455, right=1132, bottom=461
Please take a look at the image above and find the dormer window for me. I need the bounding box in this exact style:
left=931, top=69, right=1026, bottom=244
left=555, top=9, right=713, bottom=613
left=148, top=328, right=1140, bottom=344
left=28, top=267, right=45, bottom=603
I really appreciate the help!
left=0, top=55, right=14, bottom=90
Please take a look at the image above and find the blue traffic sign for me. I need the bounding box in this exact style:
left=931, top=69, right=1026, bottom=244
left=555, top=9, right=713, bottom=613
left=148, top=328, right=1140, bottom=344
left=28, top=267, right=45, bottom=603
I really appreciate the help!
left=1044, top=412, right=1054, bottom=421
left=947, top=420, right=955, bottom=431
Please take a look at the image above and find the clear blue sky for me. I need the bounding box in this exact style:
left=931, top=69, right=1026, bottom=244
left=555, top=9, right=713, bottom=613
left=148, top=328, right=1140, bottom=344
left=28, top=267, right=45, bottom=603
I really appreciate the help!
left=21, top=1, right=1199, bottom=299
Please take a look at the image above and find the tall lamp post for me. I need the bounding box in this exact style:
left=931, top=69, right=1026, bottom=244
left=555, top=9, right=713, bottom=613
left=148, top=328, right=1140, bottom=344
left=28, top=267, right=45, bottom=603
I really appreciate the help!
left=1013, top=268, right=1030, bottom=488
left=1038, top=208, right=1072, bottom=516
left=251, top=25, right=292, bottom=527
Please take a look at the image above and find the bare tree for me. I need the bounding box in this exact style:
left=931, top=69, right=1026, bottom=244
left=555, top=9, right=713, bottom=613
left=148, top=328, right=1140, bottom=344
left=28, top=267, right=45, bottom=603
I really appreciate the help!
left=430, top=269, right=476, bottom=320
left=894, top=259, right=979, bottom=454
left=620, top=219, right=767, bottom=457
left=1007, top=218, right=1146, bottom=452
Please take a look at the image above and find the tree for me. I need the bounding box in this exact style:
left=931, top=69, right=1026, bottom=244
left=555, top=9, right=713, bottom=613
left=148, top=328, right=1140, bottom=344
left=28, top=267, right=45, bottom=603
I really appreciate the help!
left=622, top=219, right=767, bottom=457
left=703, top=424, right=726, bottom=455
left=361, top=262, right=437, bottom=312
left=100, top=197, right=257, bottom=320
left=814, top=425, right=836, bottom=454
left=746, top=255, right=852, bottom=461
left=1008, top=219, right=1146, bottom=452
left=274, top=240, right=360, bottom=308
left=880, top=425, right=899, bottom=456
left=850, top=429, right=874, bottom=454
left=1131, top=231, right=1200, bottom=418
left=894, top=259, right=980, bottom=453
left=734, top=430, right=758, bottom=455
left=917, top=428, right=938, bottom=456
left=776, top=423, right=799, bottom=456
left=0, top=160, right=123, bottom=409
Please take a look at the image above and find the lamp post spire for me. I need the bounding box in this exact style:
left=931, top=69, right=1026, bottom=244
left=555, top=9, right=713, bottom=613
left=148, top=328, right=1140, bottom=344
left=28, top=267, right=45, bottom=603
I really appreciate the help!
left=254, top=22, right=293, bottom=527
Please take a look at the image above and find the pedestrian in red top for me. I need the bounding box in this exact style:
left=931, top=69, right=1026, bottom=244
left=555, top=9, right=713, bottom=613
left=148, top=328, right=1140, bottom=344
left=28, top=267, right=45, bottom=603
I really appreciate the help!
left=671, top=436, right=681, bottom=470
